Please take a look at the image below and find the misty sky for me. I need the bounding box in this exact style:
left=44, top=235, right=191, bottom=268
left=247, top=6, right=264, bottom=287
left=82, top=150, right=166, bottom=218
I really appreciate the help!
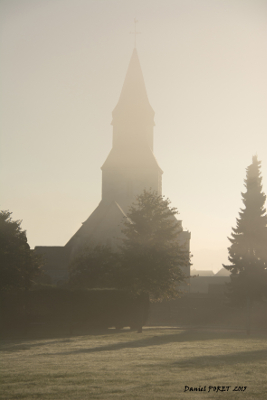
left=1, top=0, right=267, bottom=272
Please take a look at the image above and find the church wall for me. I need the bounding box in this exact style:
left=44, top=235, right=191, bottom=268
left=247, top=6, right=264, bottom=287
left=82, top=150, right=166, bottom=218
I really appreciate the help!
left=112, top=124, right=154, bottom=150
left=102, top=166, right=162, bottom=204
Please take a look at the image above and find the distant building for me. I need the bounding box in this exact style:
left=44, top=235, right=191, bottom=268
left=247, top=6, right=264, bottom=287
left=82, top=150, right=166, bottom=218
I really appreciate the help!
left=191, top=269, right=214, bottom=276
left=190, top=268, right=230, bottom=294
left=35, top=49, right=191, bottom=284
left=215, top=267, right=230, bottom=276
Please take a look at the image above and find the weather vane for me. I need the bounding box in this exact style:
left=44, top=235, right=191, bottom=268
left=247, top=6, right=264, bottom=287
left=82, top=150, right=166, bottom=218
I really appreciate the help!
left=130, top=18, right=141, bottom=48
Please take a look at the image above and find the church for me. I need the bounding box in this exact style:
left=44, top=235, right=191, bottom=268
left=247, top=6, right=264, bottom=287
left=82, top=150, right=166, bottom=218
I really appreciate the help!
left=35, top=48, right=191, bottom=284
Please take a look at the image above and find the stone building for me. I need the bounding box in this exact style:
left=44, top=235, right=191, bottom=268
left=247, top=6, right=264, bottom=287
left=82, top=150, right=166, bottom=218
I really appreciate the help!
left=35, top=48, right=191, bottom=284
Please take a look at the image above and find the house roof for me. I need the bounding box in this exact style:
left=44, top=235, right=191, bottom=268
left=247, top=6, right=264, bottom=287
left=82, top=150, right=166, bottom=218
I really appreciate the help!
left=215, top=268, right=231, bottom=276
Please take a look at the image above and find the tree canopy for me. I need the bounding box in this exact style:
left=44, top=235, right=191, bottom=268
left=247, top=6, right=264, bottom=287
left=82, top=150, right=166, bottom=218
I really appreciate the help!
left=118, top=190, right=190, bottom=300
left=224, top=156, right=267, bottom=303
left=0, top=210, right=41, bottom=291
left=68, top=245, right=118, bottom=289
left=68, top=191, right=190, bottom=301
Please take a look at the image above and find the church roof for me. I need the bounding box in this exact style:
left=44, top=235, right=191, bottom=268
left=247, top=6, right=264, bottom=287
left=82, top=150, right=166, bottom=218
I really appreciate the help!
left=65, top=200, right=130, bottom=249
left=112, top=48, right=154, bottom=126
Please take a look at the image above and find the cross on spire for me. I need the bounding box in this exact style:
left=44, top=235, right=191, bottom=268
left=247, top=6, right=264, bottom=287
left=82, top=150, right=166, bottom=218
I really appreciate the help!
left=130, top=18, right=141, bottom=48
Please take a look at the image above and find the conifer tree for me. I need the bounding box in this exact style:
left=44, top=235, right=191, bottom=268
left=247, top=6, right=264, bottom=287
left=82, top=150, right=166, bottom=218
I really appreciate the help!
left=224, top=156, right=267, bottom=303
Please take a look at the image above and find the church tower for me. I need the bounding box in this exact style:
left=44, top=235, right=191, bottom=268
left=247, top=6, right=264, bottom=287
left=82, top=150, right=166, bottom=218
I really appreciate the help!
left=36, top=48, right=190, bottom=283
left=101, top=48, right=163, bottom=208
left=65, top=48, right=164, bottom=253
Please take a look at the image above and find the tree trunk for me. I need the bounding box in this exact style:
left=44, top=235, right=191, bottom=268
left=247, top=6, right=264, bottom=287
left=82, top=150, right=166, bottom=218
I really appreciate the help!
left=246, top=296, right=251, bottom=336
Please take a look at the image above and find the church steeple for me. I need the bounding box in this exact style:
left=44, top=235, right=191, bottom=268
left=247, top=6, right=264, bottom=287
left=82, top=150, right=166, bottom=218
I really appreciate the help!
left=101, top=49, right=162, bottom=206
left=112, top=48, right=155, bottom=150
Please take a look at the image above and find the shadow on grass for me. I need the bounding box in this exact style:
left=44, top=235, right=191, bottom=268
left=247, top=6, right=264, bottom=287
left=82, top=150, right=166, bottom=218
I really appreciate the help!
left=0, top=328, right=122, bottom=352
left=1, top=323, right=131, bottom=340
left=0, top=338, right=74, bottom=352
left=42, top=330, right=257, bottom=357
left=1, top=327, right=265, bottom=355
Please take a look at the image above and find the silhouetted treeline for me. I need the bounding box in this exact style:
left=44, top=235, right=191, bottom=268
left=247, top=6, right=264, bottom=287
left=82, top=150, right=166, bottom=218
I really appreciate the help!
left=0, top=287, right=149, bottom=334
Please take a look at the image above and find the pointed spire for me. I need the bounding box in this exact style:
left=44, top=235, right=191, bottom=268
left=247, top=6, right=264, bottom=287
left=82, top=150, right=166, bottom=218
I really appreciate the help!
left=112, top=48, right=154, bottom=126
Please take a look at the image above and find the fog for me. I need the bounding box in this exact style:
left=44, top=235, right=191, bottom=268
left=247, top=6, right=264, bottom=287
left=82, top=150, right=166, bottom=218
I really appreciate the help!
left=1, top=0, right=267, bottom=272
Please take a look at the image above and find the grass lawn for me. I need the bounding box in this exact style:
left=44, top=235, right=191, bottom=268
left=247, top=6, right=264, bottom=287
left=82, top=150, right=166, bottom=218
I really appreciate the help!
left=1, top=327, right=267, bottom=399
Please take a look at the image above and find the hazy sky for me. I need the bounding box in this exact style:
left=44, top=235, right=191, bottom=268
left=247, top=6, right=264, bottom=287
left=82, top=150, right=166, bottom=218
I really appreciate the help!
left=1, top=0, right=267, bottom=272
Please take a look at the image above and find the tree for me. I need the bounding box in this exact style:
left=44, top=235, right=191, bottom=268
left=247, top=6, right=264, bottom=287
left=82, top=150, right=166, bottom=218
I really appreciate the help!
left=0, top=210, right=41, bottom=291
left=118, top=190, right=190, bottom=301
left=67, top=192, right=189, bottom=332
left=224, top=156, right=267, bottom=304
left=68, top=245, right=119, bottom=289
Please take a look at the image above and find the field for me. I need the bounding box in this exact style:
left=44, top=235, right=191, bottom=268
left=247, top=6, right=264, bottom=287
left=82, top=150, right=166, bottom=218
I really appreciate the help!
left=1, top=327, right=267, bottom=400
